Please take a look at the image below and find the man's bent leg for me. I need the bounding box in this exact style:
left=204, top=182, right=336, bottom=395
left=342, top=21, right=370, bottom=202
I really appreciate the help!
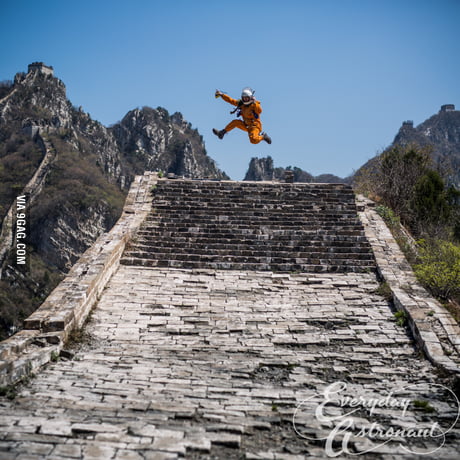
left=224, top=119, right=248, bottom=132
left=248, top=126, right=264, bottom=144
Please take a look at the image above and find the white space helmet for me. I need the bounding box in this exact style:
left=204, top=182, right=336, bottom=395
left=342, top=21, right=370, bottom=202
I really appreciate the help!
left=241, top=87, right=254, bottom=105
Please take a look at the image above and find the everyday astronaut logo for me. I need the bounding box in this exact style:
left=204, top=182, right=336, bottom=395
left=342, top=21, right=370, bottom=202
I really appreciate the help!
left=293, top=381, right=460, bottom=457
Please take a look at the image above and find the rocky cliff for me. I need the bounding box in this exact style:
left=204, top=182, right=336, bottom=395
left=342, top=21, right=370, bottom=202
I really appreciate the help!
left=0, top=62, right=227, bottom=338
left=244, top=156, right=347, bottom=183
left=112, top=107, right=228, bottom=180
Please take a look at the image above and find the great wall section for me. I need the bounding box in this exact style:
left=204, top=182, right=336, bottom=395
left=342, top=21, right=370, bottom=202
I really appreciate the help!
left=1, top=172, right=460, bottom=459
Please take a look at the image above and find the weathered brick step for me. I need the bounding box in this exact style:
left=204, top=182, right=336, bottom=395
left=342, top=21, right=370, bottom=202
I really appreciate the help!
left=155, top=180, right=352, bottom=190
left=136, top=230, right=367, bottom=240
left=152, top=199, right=356, bottom=209
left=153, top=206, right=356, bottom=216
left=153, top=192, right=355, bottom=200
left=152, top=189, right=356, bottom=200
left=147, top=208, right=360, bottom=215
left=140, top=222, right=363, bottom=232
left=125, top=249, right=373, bottom=262
left=137, top=231, right=366, bottom=241
left=154, top=198, right=354, bottom=206
left=147, top=202, right=356, bottom=214
left=132, top=235, right=367, bottom=248
left=124, top=240, right=371, bottom=254
left=150, top=213, right=358, bottom=223
left=152, top=192, right=355, bottom=201
left=140, top=225, right=365, bottom=235
left=153, top=190, right=355, bottom=200
left=144, top=215, right=361, bottom=225
left=134, top=236, right=369, bottom=247
left=130, top=240, right=372, bottom=252
left=123, top=250, right=375, bottom=264
left=142, top=216, right=361, bottom=229
left=139, top=222, right=365, bottom=231
left=126, top=249, right=375, bottom=261
left=157, top=179, right=347, bottom=185
left=119, top=256, right=374, bottom=272
left=153, top=201, right=356, bottom=211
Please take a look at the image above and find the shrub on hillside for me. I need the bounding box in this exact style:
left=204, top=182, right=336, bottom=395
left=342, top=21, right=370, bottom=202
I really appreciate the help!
left=411, top=170, right=452, bottom=236
left=376, top=145, right=434, bottom=230
left=355, top=144, right=460, bottom=241
left=414, top=240, right=460, bottom=300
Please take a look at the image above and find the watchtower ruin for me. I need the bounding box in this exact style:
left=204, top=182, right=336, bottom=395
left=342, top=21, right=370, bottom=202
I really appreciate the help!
left=440, top=104, right=455, bottom=112
left=27, top=62, right=54, bottom=77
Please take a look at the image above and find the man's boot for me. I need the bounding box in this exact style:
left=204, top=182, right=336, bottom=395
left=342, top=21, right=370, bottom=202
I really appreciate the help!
left=213, top=128, right=226, bottom=139
left=262, top=132, right=272, bottom=144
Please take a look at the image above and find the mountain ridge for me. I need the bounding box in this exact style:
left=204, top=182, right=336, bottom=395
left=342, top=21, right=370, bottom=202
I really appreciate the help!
left=243, top=156, right=349, bottom=183
left=355, top=104, right=460, bottom=187
left=0, top=62, right=227, bottom=338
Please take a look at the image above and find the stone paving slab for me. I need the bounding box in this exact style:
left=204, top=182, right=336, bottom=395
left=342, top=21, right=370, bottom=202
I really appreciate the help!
left=1, top=266, right=459, bottom=459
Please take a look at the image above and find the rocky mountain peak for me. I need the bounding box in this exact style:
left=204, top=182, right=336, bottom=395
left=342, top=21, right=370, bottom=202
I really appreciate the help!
left=0, top=62, right=227, bottom=338
left=392, top=105, right=460, bottom=186
left=2, top=62, right=70, bottom=134
left=244, top=156, right=277, bottom=181
left=244, top=156, right=346, bottom=183
left=111, top=106, right=228, bottom=179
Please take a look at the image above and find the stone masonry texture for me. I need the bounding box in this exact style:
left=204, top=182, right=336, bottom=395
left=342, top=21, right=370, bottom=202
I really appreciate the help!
left=0, top=176, right=459, bottom=459
left=121, top=180, right=376, bottom=273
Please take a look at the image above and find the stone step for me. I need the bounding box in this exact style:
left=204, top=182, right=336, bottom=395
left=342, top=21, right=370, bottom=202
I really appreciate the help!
left=144, top=216, right=362, bottom=226
left=144, top=222, right=361, bottom=231
left=135, top=231, right=368, bottom=241
left=124, top=249, right=374, bottom=261
left=152, top=196, right=356, bottom=204
left=130, top=239, right=372, bottom=251
left=156, top=206, right=356, bottom=214
left=122, top=251, right=375, bottom=265
left=120, top=256, right=374, bottom=272
left=153, top=191, right=355, bottom=200
left=153, top=179, right=351, bottom=189
left=138, top=221, right=365, bottom=229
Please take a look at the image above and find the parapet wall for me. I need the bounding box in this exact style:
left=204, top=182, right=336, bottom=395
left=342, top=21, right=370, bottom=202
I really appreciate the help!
left=357, top=195, right=460, bottom=374
left=0, top=172, right=158, bottom=386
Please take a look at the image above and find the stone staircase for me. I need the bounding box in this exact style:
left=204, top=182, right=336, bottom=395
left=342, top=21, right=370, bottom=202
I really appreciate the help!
left=121, top=179, right=375, bottom=272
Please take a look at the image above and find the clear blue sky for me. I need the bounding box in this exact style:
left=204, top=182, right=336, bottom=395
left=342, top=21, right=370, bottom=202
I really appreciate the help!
left=1, top=0, right=459, bottom=180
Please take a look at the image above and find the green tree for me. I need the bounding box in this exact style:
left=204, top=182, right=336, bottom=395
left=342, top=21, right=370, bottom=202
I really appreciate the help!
left=411, top=170, right=451, bottom=235
left=377, top=145, right=432, bottom=225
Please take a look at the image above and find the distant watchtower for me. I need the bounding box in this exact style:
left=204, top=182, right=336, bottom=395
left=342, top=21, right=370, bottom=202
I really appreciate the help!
left=440, top=104, right=455, bottom=113
left=28, top=62, right=54, bottom=76
left=401, top=120, right=414, bottom=128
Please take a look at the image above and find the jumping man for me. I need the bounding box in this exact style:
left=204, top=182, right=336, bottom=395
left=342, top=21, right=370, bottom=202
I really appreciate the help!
left=213, top=87, right=272, bottom=144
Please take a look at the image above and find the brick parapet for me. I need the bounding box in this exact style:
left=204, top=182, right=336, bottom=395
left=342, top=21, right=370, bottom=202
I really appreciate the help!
left=356, top=195, right=460, bottom=374
left=0, top=172, right=158, bottom=386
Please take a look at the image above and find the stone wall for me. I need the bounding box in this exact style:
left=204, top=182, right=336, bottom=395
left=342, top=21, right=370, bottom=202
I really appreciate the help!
left=0, top=172, right=158, bottom=386
left=357, top=195, right=460, bottom=373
